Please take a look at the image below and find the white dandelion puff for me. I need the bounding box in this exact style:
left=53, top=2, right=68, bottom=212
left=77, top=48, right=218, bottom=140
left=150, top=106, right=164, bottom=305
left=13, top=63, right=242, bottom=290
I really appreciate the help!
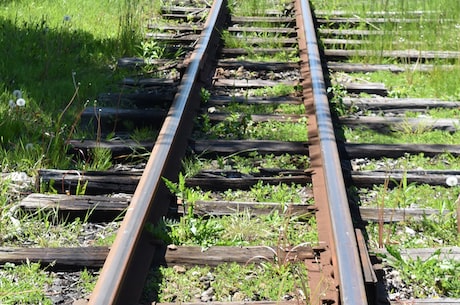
left=446, top=176, right=458, bottom=187
left=25, top=143, right=34, bottom=150
left=8, top=99, right=16, bottom=108
left=16, top=98, right=26, bottom=107
left=12, top=90, right=22, bottom=99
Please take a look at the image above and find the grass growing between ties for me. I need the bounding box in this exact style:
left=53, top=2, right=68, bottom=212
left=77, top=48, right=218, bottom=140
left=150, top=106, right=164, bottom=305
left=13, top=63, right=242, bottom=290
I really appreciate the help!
left=0, top=262, right=52, bottom=305
left=367, top=213, right=459, bottom=249
left=0, top=263, right=98, bottom=305
left=229, top=0, right=291, bottom=16
left=196, top=116, right=308, bottom=141
left=381, top=246, right=460, bottom=298
left=163, top=210, right=317, bottom=248
left=144, top=262, right=308, bottom=303
left=160, top=173, right=317, bottom=248
left=183, top=152, right=310, bottom=176
left=312, top=0, right=460, bottom=59
left=357, top=153, right=460, bottom=172
left=343, top=70, right=460, bottom=101
left=345, top=127, right=460, bottom=145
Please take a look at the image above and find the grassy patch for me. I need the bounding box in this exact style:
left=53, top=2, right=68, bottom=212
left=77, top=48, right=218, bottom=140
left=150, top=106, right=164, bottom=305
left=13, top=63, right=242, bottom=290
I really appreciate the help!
left=146, top=263, right=309, bottom=302
left=161, top=210, right=317, bottom=248
left=0, top=262, right=52, bottom=304
left=360, top=183, right=459, bottom=210
left=344, top=127, right=460, bottom=145
left=183, top=153, right=310, bottom=177
left=196, top=115, right=308, bottom=141
left=220, top=182, right=310, bottom=204
left=313, top=0, right=460, bottom=56
left=0, top=0, right=150, bottom=170
left=229, top=0, right=291, bottom=16
left=358, top=153, right=460, bottom=172
left=381, top=246, right=460, bottom=298
left=211, top=103, right=305, bottom=116
left=342, top=71, right=460, bottom=100
left=367, top=213, right=459, bottom=249
left=144, top=262, right=308, bottom=303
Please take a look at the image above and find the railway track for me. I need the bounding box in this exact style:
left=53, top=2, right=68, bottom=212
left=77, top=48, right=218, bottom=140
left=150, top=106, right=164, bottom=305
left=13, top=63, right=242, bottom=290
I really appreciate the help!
left=1, top=0, right=459, bottom=305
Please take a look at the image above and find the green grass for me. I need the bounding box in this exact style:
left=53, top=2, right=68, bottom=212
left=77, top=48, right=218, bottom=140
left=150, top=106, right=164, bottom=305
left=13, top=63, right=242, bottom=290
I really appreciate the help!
left=367, top=213, right=459, bottom=249
left=313, top=0, right=460, bottom=64
left=382, top=245, right=460, bottom=298
left=358, top=153, right=460, bottom=172
left=0, top=262, right=52, bottom=304
left=161, top=210, right=317, bottom=248
left=360, top=183, right=459, bottom=210
left=221, top=182, right=310, bottom=204
left=144, top=261, right=308, bottom=303
left=182, top=153, right=310, bottom=177
left=212, top=103, right=305, bottom=116
left=196, top=116, right=308, bottom=141
left=344, top=127, right=460, bottom=145
left=229, top=0, right=291, bottom=16
left=0, top=0, right=150, bottom=170
left=343, top=70, right=460, bottom=100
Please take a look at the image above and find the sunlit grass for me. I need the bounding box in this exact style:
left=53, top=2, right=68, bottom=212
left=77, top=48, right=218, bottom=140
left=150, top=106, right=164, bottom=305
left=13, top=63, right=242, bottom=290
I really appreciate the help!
left=0, top=262, right=52, bottom=304
left=145, top=261, right=308, bottom=303
left=367, top=215, right=459, bottom=249
left=344, top=127, right=460, bottom=145
left=229, top=0, right=291, bottom=16
left=360, top=183, right=459, bottom=210
left=359, top=153, right=460, bottom=172
left=342, top=70, right=460, bottom=100
left=0, top=0, right=150, bottom=170
left=313, top=0, right=460, bottom=64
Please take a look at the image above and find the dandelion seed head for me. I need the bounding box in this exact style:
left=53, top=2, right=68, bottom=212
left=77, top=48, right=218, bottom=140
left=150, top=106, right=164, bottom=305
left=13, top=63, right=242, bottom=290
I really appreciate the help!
left=446, top=176, right=458, bottom=187
left=16, top=98, right=26, bottom=107
left=25, top=143, right=34, bottom=150
left=8, top=100, right=16, bottom=108
left=12, top=90, right=22, bottom=98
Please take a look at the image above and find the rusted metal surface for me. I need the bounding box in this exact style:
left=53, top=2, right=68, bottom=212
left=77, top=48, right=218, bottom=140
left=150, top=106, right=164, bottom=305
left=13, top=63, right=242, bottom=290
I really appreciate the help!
left=87, top=0, right=228, bottom=304
left=295, top=0, right=368, bottom=304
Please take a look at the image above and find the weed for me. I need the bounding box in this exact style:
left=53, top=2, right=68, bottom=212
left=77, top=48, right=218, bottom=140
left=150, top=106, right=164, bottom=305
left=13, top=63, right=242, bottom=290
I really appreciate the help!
left=200, top=87, right=211, bottom=104
left=0, top=261, right=53, bottom=304
left=78, top=269, right=97, bottom=294
left=163, top=173, right=219, bottom=248
left=77, top=147, right=113, bottom=171
left=382, top=245, right=460, bottom=298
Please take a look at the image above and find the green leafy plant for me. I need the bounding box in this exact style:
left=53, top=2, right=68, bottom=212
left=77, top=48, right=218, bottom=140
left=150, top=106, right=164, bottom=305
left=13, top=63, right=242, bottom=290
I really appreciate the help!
left=163, top=173, right=220, bottom=248
left=0, top=262, right=53, bottom=304
left=200, top=88, right=211, bottom=104
left=383, top=245, right=460, bottom=298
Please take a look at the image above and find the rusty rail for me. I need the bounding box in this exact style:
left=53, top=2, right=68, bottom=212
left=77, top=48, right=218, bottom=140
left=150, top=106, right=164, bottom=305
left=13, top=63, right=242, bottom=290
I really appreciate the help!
left=295, top=0, right=368, bottom=304
left=87, top=0, right=368, bottom=303
left=87, top=0, right=228, bottom=304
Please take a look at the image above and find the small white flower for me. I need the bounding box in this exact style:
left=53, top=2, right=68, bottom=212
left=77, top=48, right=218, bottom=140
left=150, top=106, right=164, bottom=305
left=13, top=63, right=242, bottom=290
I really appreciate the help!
left=8, top=99, right=16, bottom=108
left=25, top=143, right=34, bottom=150
left=405, top=226, right=416, bottom=236
left=12, top=90, right=22, bottom=98
left=446, top=176, right=458, bottom=187
left=16, top=98, right=26, bottom=107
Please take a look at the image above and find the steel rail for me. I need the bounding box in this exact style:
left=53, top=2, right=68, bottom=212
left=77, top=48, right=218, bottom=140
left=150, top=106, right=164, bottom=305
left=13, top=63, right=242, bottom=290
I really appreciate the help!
left=296, top=0, right=368, bottom=304
left=87, top=0, right=227, bottom=304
